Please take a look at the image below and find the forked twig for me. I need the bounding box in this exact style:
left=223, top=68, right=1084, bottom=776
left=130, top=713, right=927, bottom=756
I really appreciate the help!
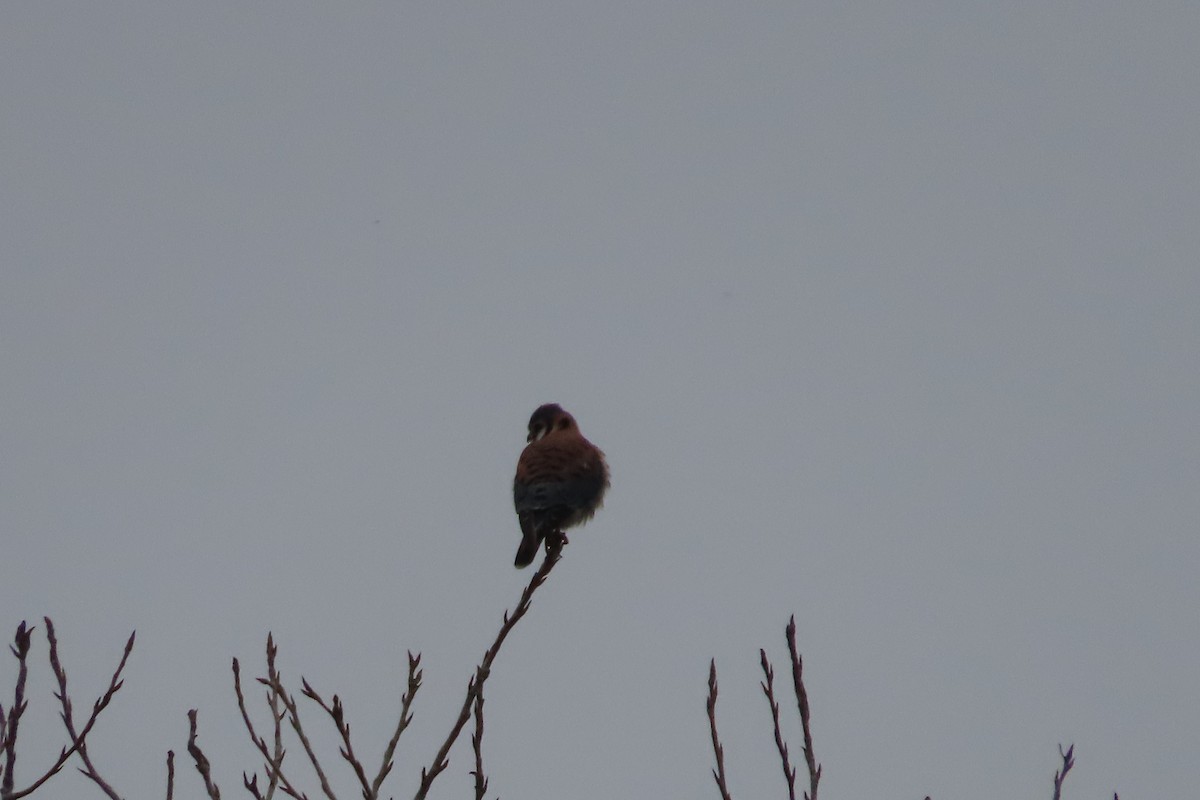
left=268, top=677, right=337, bottom=800
left=1, top=620, right=135, bottom=800
left=1052, top=743, right=1075, bottom=800
left=253, top=645, right=425, bottom=800
left=229, top=618, right=426, bottom=800
left=233, top=640, right=306, bottom=800
left=413, top=537, right=565, bottom=800
left=46, top=618, right=135, bottom=800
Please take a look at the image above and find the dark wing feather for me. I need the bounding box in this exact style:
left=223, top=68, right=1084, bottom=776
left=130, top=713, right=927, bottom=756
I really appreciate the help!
left=513, top=475, right=603, bottom=511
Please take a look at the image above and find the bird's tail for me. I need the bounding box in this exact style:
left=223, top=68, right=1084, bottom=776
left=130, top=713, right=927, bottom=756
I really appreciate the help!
left=514, top=526, right=541, bottom=568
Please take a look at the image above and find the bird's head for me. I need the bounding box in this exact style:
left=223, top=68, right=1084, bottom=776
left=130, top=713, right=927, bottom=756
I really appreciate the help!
left=526, top=403, right=578, bottom=442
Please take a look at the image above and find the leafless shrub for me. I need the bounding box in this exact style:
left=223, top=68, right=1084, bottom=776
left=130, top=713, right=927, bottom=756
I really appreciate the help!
left=706, top=616, right=1114, bottom=800
left=187, top=537, right=564, bottom=800
left=707, top=615, right=821, bottom=800
left=1, top=565, right=1122, bottom=800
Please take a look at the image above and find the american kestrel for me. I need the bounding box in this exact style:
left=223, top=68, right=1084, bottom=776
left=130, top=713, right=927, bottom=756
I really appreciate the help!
left=512, top=403, right=609, bottom=568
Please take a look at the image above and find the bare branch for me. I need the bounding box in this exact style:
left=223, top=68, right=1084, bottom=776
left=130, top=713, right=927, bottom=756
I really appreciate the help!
left=300, top=680, right=372, bottom=800
left=759, top=650, right=797, bottom=800
left=166, top=750, right=175, bottom=800
left=265, top=667, right=291, bottom=800
left=469, top=672, right=488, bottom=800
left=243, top=772, right=266, bottom=800
left=369, top=651, right=422, bottom=798
left=785, top=617, right=820, bottom=800
left=270, top=674, right=337, bottom=800
left=46, top=618, right=135, bottom=800
left=188, top=709, right=222, bottom=800
left=1052, top=743, right=1075, bottom=800
left=2, top=621, right=34, bottom=797
left=234, top=644, right=306, bottom=800
left=413, top=537, right=564, bottom=800
left=4, top=620, right=134, bottom=800
left=706, top=660, right=734, bottom=800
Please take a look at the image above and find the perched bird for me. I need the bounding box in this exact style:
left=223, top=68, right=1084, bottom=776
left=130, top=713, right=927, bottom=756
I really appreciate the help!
left=512, top=403, right=609, bottom=568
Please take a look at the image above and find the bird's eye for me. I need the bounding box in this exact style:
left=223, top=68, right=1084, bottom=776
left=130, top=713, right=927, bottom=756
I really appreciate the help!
left=556, top=418, right=571, bottom=430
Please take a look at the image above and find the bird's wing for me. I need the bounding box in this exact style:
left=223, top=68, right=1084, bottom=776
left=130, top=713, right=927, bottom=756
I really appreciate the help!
left=513, top=438, right=607, bottom=511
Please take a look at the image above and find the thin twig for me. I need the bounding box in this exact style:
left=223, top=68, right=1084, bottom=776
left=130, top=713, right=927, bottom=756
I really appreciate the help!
left=300, top=680, right=372, bottom=800
left=234, top=644, right=305, bottom=800
left=188, top=709, right=222, bottom=800
left=264, top=637, right=305, bottom=800
left=271, top=675, right=338, bottom=800
left=166, top=750, right=175, bottom=800
left=706, top=659, right=734, bottom=800
left=46, top=618, right=134, bottom=800
left=469, top=671, right=488, bottom=800
left=370, top=651, right=422, bottom=798
left=1052, top=743, right=1074, bottom=800
left=234, top=657, right=270, bottom=795
left=413, top=537, right=565, bottom=800
left=785, top=616, right=820, bottom=800
left=759, top=650, right=797, bottom=800
left=265, top=654, right=290, bottom=800
left=6, top=621, right=133, bottom=800
left=2, top=621, right=34, bottom=797
left=243, top=774, right=264, bottom=800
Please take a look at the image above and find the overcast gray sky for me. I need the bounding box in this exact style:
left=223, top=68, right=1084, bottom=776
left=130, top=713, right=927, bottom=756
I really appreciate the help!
left=2, top=3, right=1198, bottom=799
